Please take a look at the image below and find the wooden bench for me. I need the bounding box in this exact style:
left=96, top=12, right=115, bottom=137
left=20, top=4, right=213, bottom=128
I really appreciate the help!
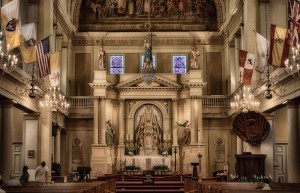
left=4, top=180, right=115, bottom=193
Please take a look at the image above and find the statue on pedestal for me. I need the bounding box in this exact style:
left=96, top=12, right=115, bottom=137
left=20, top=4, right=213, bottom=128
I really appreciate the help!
left=176, top=120, right=191, bottom=145
left=106, top=120, right=115, bottom=146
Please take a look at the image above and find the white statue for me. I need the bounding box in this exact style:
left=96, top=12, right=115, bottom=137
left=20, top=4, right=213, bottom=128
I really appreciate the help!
left=97, top=48, right=106, bottom=70
left=190, top=46, right=200, bottom=69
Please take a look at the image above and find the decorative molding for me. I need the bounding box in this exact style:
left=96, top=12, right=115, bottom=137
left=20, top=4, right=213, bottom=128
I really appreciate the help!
left=62, top=41, right=69, bottom=48
left=28, top=0, right=40, bottom=4
left=258, top=0, right=270, bottom=4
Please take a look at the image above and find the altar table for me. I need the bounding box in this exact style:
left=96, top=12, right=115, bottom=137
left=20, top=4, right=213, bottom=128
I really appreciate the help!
left=125, top=156, right=171, bottom=170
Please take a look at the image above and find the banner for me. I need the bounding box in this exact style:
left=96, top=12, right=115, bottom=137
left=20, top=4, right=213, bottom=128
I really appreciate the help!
left=36, top=37, right=50, bottom=78
left=268, top=24, right=290, bottom=67
left=239, top=50, right=255, bottom=85
left=1, top=0, right=21, bottom=50
left=255, top=33, right=269, bottom=73
left=19, top=23, right=37, bottom=64
left=288, top=0, right=300, bottom=46
left=49, top=52, right=60, bottom=87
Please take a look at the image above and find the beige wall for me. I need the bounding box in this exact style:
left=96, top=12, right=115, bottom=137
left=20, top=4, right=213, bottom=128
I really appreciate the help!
left=274, top=107, right=288, bottom=143
left=12, top=108, right=24, bottom=142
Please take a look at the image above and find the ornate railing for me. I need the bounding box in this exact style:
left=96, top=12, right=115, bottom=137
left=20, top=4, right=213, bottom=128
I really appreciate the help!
left=69, top=95, right=230, bottom=108
left=69, top=96, right=94, bottom=107
left=202, top=95, right=230, bottom=107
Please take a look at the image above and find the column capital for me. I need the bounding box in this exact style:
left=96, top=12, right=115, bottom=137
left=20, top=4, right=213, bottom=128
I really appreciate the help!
left=119, top=98, right=125, bottom=102
left=287, top=100, right=299, bottom=109
left=94, top=96, right=100, bottom=100
left=190, top=95, right=202, bottom=99
left=172, top=99, right=178, bottom=103
left=23, top=113, right=40, bottom=120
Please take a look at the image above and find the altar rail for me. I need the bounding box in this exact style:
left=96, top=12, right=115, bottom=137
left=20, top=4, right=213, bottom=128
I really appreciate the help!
left=69, top=96, right=230, bottom=108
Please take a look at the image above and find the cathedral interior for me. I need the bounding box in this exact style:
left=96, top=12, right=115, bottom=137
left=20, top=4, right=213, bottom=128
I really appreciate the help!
left=0, top=0, right=300, bottom=185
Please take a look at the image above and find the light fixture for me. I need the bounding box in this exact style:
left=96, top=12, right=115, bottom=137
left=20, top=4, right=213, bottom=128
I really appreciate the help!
left=284, top=45, right=300, bottom=76
left=39, top=86, right=70, bottom=112
left=15, top=64, right=45, bottom=98
left=0, top=31, right=18, bottom=74
left=142, top=12, right=155, bottom=85
left=231, top=86, right=260, bottom=113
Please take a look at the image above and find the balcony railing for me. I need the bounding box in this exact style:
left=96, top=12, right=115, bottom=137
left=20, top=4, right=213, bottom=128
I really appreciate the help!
left=69, top=95, right=230, bottom=108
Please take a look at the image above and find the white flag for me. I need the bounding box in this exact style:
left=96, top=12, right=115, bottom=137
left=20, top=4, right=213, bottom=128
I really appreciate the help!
left=255, top=33, right=269, bottom=73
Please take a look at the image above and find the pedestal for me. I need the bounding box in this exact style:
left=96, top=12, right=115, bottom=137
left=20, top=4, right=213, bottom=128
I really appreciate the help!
left=191, top=162, right=199, bottom=178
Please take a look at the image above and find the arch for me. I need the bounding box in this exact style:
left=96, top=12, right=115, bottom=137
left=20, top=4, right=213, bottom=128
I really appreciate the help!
left=128, top=101, right=169, bottom=119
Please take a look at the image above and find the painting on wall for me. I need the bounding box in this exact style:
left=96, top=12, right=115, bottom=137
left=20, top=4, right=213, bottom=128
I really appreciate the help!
left=79, top=0, right=218, bottom=31
left=72, top=138, right=83, bottom=163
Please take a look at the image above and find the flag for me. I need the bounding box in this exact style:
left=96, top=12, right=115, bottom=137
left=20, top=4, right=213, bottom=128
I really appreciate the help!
left=49, top=52, right=60, bottom=87
left=19, top=23, right=37, bottom=64
left=1, top=0, right=21, bottom=50
left=288, top=0, right=300, bottom=46
left=268, top=24, right=290, bottom=68
left=37, top=37, right=50, bottom=78
left=239, top=50, right=255, bottom=85
left=255, top=33, right=269, bottom=73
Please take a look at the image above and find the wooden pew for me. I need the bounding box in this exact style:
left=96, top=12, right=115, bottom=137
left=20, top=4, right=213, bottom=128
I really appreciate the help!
left=4, top=180, right=116, bottom=193
left=270, top=182, right=300, bottom=191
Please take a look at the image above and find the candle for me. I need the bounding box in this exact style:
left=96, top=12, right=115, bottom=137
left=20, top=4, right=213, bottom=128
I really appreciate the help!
left=126, top=134, right=129, bottom=141
left=130, top=134, right=133, bottom=141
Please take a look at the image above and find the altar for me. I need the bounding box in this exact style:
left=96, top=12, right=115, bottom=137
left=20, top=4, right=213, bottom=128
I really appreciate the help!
left=125, top=156, right=172, bottom=171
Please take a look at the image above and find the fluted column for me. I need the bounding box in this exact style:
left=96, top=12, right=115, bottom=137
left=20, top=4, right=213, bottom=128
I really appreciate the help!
left=0, top=100, right=14, bottom=181
left=190, top=98, right=197, bottom=144
left=99, top=97, right=106, bottom=145
left=172, top=99, right=178, bottom=146
left=197, top=98, right=203, bottom=144
left=287, top=102, right=300, bottom=182
left=93, top=97, right=99, bottom=144
left=55, top=127, right=61, bottom=163
left=118, top=99, right=125, bottom=146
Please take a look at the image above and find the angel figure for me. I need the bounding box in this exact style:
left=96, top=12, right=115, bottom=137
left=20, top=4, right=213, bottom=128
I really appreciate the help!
left=176, top=120, right=191, bottom=145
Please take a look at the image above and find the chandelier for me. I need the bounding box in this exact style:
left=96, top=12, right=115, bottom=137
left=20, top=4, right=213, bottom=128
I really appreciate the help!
left=0, top=32, right=18, bottom=73
left=39, top=86, right=69, bottom=112
left=284, top=45, right=300, bottom=76
left=15, top=64, right=45, bottom=98
left=231, top=86, right=260, bottom=113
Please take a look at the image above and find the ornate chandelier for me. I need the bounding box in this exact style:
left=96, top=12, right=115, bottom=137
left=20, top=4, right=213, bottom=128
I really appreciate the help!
left=39, top=86, right=70, bottom=112
left=285, top=44, right=300, bottom=76
left=231, top=86, right=260, bottom=113
left=0, top=32, right=18, bottom=73
left=15, top=64, right=45, bottom=98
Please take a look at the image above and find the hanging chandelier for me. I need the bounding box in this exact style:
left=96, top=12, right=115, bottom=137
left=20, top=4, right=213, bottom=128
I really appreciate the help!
left=0, top=32, right=18, bottom=73
left=231, top=86, right=260, bottom=113
left=39, top=86, right=70, bottom=112
left=15, top=64, right=45, bottom=98
left=284, top=44, right=300, bottom=76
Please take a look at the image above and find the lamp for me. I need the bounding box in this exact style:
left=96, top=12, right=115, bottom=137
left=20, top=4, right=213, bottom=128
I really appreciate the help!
left=39, top=86, right=69, bottom=112
left=142, top=13, right=155, bottom=85
left=231, top=86, right=260, bottom=113
left=15, top=64, right=45, bottom=98
left=0, top=31, right=18, bottom=74
left=284, top=45, right=300, bottom=76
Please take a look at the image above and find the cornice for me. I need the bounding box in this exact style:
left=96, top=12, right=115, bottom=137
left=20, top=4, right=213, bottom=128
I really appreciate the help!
left=186, top=82, right=207, bottom=88
left=89, top=83, right=111, bottom=88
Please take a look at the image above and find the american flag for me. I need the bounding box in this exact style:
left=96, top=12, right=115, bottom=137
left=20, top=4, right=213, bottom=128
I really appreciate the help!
left=36, top=37, right=50, bottom=78
left=288, top=0, right=300, bottom=46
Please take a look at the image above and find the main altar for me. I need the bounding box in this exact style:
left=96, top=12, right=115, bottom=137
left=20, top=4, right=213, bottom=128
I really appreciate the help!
left=89, top=69, right=207, bottom=177
left=125, top=156, right=172, bottom=171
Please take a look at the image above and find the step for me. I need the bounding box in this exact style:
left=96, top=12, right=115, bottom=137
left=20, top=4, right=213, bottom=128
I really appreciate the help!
left=116, top=189, right=184, bottom=193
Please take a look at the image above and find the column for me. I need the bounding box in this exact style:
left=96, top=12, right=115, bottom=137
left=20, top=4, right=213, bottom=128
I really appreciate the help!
left=172, top=99, right=178, bottom=146
left=197, top=98, right=203, bottom=144
left=99, top=97, right=106, bottom=145
left=237, top=137, right=243, bottom=154
left=118, top=99, right=125, bottom=146
left=0, top=100, right=14, bottom=181
left=55, top=127, right=61, bottom=163
left=93, top=97, right=99, bottom=144
left=287, top=102, right=300, bottom=182
left=244, top=0, right=256, bottom=52
left=190, top=98, right=197, bottom=144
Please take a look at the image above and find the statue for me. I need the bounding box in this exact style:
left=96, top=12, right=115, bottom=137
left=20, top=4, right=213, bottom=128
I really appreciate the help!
left=98, top=48, right=106, bottom=70
left=106, top=120, right=114, bottom=146
left=190, top=46, right=200, bottom=69
left=176, top=120, right=191, bottom=145
left=136, top=105, right=162, bottom=155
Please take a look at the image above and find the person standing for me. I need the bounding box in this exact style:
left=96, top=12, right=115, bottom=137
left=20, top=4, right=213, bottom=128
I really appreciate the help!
left=20, top=165, right=29, bottom=184
left=35, top=161, right=49, bottom=184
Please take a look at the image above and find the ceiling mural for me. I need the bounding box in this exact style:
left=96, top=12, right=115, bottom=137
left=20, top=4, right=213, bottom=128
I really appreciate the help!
left=78, top=0, right=218, bottom=31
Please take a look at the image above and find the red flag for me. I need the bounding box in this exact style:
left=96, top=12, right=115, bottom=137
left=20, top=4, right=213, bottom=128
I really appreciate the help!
left=239, top=50, right=255, bottom=85
left=36, top=37, right=50, bottom=78
left=268, top=24, right=290, bottom=68
left=288, top=0, right=300, bottom=46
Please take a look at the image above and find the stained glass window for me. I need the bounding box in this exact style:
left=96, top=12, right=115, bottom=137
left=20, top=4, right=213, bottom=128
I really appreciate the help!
left=172, top=55, right=187, bottom=74
left=110, top=55, right=124, bottom=74
left=141, top=54, right=156, bottom=70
